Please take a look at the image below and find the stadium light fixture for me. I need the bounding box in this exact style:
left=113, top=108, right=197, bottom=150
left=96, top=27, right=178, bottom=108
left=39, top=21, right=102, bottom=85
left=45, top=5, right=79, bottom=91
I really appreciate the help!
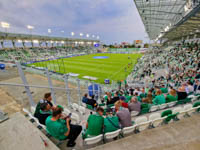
left=1, top=22, right=10, bottom=33
left=33, top=40, right=39, bottom=43
left=1, top=22, right=10, bottom=29
left=17, top=39, right=22, bottom=43
left=48, top=29, right=51, bottom=33
left=27, top=25, right=34, bottom=30
left=27, top=25, right=34, bottom=35
left=92, top=35, right=95, bottom=38
left=80, top=33, right=83, bottom=37
left=71, top=32, right=75, bottom=36
left=86, top=34, right=90, bottom=38
left=96, top=36, right=100, bottom=39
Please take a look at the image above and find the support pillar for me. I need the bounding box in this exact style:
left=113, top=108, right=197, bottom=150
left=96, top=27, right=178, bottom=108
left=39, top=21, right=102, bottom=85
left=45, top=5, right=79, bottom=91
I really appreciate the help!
left=12, top=40, right=16, bottom=48
left=77, top=78, right=81, bottom=105
left=45, top=68, right=57, bottom=105
left=63, top=74, right=71, bottom=106
left=16, top=62, right=35, bottom=107
left=0, top=40, right=4, bottom=48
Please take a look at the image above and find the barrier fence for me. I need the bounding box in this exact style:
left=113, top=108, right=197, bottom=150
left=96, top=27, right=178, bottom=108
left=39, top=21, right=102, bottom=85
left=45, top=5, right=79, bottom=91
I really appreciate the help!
left=0, top=62, right=127, bottom=109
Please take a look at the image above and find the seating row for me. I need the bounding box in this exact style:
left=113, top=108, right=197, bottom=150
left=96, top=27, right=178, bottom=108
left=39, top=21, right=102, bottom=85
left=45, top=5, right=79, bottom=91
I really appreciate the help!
left=84, top=102, right=200, bottom=147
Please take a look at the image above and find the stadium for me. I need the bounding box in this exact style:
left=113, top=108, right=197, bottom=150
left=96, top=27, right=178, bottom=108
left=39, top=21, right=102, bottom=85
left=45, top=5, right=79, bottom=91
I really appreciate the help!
left=0, top=0, right=200, bottom=150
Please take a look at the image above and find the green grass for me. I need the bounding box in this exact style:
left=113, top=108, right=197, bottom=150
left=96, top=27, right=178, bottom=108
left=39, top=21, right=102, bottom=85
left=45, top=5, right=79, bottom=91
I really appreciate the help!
left=28, top=53, right=142, bottom=84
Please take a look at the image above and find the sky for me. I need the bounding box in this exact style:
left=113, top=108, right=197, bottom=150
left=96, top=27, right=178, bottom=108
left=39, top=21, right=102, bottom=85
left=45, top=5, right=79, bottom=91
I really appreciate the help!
left=0, top=0, right=148, bottom=44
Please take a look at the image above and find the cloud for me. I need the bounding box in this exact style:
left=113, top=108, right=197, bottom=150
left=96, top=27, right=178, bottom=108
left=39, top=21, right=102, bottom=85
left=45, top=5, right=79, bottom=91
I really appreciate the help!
left=0, top=0, right=147, bottom=43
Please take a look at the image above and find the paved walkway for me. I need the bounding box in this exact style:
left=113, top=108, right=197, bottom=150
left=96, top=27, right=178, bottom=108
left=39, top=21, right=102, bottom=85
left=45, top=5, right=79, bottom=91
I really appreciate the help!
left=0, top=112, right=59, bottom=150
left=90, top=114, right=200, bottom=150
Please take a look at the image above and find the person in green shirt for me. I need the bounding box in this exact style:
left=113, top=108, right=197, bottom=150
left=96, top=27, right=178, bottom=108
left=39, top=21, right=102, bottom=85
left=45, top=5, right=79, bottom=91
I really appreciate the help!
left=46, top=106, right=82, bottom=147
left=160, top=85, right=168, bottom=94
left=104, top=108, right=120, bottom=133
left=34, top=92, right=53, bottom=118
left=166, top=89, right=178, bottom=103
left=153, top=89, right=166, bottom=105
left=83, top=107, right=104, bottom=139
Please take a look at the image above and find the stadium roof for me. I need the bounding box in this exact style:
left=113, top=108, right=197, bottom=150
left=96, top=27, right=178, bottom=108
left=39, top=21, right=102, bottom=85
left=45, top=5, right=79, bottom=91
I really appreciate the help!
left=134, top=0, right=187, bottom=40
left=162, top=4, right=200, bottom=41
left=0, top=31, right=99, bottom=43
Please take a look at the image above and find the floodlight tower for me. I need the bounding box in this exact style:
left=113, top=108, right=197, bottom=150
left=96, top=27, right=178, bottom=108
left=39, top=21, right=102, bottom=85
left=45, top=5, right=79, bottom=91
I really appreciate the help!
left=1, top=22, right=10, bottom=33
left=86, top=34, right=90, bottom=38
left=48, top=29, right=51, bottom=36
left=71, top=32, right=75, bottom=36
left=27, top=25, right=34, bottom=35
left=80, top=33, right=83, bottom=37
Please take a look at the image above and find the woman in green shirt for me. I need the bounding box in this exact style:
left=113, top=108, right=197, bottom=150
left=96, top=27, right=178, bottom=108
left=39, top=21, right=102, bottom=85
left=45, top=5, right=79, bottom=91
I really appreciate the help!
left=153, top=89, right=166, bottom=105
left=166, top=89, right=178, bottom=103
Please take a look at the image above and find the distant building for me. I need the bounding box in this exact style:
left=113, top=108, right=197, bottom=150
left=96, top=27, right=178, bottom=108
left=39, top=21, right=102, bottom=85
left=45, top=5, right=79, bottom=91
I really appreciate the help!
left=134, top=40, right=143, bottom=48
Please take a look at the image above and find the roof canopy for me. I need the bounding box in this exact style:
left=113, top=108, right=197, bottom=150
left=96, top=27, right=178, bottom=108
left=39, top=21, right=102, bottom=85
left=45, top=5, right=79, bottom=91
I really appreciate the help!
left=134, top=0, right=187, bottom=40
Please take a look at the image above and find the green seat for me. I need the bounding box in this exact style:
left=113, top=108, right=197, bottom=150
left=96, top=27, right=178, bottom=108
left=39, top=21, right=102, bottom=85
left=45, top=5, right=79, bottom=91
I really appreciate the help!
left=107, top=104, right=114, bottom=108
left=87, top=104, right=93, bottom=110
left=176, top=98, right=191, bottom=105
left=193, top=102, right=200, bottom=112
left=161, top=110, right=173, bottom=123
left=161, top=110, right=172, bottom=117
left=140, top=107, right=149, bottom=114
left=99, top=103, right=105, bottom=107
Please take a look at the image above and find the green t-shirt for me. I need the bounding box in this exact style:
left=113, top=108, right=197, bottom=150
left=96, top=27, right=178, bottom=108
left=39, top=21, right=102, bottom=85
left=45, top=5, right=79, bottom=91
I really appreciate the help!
left=166, top=94, right=178, bottom=103
left=137, top=96, right=142, bottom=102
left=125, top=95, right=132, bottom=103
left=140, top=93, right=147, bottom=99
left=160, top=88, right=168, bottom=94
left=45, top=116, right=68, bottom=140
left=86, top=113, right=104, bottom=136
left=104, top=95, right=108, bottom=101
left=104, top=116, right=119, bottom=133
left=153, top=94, right=166, bottom=105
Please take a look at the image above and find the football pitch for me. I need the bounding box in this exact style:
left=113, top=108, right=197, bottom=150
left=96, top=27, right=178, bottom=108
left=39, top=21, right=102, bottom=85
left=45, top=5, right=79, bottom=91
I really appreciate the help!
left=28, top=53, right=142, bottom=84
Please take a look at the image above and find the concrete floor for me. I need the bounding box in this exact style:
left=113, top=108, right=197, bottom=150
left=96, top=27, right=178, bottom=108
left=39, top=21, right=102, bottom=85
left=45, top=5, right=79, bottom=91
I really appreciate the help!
left=90, top=114, right=200, bottom=150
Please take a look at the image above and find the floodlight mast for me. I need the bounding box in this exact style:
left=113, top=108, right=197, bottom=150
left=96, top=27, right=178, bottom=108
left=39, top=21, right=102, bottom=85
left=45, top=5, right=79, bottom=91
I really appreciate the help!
left=48, top=29, right=51, bottom=36
left=71, top=32, right=75, bottom=36
left=1, top=22, right=10, bottom=33
left=27, top=25, right=34, bottom=35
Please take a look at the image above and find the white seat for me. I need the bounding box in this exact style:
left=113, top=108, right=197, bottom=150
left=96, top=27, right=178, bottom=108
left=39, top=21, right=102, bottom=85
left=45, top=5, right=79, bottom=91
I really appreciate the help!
left=71, top=113, right=80, bottom=124
left=23, top=108, right=46, bottom=129
left=183, top=104, right=193, bottom=111
left=167, top=101, right=176, bottom=107
left=188, top=95, right=195, bottom=99
left=150, top=105, right=159, bottom=112
left=122, top=125, right=136, bottom=135
left=173, top=107, right=185, bottom=119
left=104, top=129, right=121, bottom=140
left=135, top=116, right=149, bottom=131
left=172, top=107, right=182, bottom=114
left=149, top=113, right=163, bottom=127
left=159, top=103, right=168, bottom=110
left=84, top=134, right=103, bottom=145
left=79, top=106, right=86, bottom=115
left=82, top=103, right=87, bottom=108
left=177, top=111, right=186, bottom=119
left=31, top=106, right=36, bottom=114
left=64, top=108, right=70, bottom=115
left=131, top=111, right=139, bottom=117
left=72, top=103, right=79, bottom=111
left=186, top=107, right=197, bottom=116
